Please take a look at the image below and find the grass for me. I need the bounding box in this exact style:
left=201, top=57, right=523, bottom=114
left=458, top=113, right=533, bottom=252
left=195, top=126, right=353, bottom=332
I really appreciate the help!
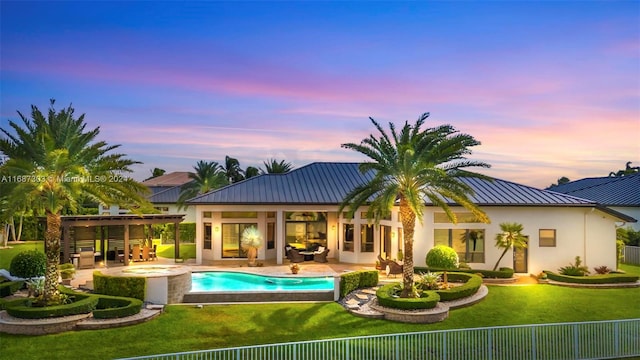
left=1, top=265, right=639, bottom=359
left=2, top=245, right=639, bottom=359
left=0, top=241, right=43, bottom=270
left=156, top=243, right=196, bottom=260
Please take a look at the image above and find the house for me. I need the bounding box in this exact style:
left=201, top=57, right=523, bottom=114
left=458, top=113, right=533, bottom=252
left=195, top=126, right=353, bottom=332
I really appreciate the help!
left=548, top=174, right=640, bottom=231
left=142, top=172, right=195, bottom=222
left=188, top=162, right=635, bottom=275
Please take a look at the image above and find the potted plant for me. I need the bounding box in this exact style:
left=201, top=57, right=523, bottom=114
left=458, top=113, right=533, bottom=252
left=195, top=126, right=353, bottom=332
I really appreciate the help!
left=290, top=263, right=300, bottom=274
left=58, top=263, right=76, bottom=285
left=241, top=226, right=263, bottom=267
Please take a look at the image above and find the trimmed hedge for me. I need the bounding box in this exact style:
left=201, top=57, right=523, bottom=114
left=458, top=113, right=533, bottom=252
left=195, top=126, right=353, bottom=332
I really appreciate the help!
left=416, top=267, right=514, bottom=279
left=92, top=295, right=143, bottom=319
left=339, top=270, right=379, bottom=298
left=435, top=272, right=483, bottom=301
left=5, top=293, right=98, bottom=319
left=376, top=283, right=440, bottom=310
left=93, top=271, right=146, bottom=301
left=0, top=280, right=24, bottom=297
left=544, top=271, right=639, bottom=284
left=10, top=250, right=46, bottom=278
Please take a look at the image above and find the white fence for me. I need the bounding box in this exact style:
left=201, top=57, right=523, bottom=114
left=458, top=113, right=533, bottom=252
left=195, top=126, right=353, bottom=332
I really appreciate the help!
left=623, top=246, right=640, bottom=265
left=121, top=318, right=640, bottom=360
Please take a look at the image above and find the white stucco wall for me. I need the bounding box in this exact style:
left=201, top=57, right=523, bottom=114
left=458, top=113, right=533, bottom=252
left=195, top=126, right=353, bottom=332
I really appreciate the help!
left=412, top=206, right=619, bottom=275
left=193, top=204, right=621, bottom=275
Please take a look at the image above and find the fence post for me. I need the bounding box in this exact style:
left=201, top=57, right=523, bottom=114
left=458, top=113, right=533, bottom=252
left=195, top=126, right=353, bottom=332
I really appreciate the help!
left=573, top=323, right=580, bottom=359
left=531, top=326, right=537, bottom=360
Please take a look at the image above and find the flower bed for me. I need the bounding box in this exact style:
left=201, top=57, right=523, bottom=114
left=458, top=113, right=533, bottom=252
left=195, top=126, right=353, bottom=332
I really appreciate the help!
left=543, top=271, right=639, bottom=284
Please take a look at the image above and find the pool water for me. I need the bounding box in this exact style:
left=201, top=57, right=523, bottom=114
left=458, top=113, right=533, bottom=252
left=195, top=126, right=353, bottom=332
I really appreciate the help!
left=191, top=271, right=334, bottom=292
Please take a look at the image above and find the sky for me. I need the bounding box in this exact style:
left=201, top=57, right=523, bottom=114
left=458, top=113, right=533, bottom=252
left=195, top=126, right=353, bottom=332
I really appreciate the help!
left=1, top=1, right=638, bottom=189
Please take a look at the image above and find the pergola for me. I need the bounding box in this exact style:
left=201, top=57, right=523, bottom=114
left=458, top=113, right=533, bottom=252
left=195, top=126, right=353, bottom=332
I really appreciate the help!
left=59, top=214, right=185, bottom=266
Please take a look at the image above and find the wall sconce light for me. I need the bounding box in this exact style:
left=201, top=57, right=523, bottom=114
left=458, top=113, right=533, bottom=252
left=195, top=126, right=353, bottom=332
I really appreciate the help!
left=214, top=226, right=220, bottom=232
left=391, top=231, right=396, bottom=238
left=331, top=225, right=336, bottom=231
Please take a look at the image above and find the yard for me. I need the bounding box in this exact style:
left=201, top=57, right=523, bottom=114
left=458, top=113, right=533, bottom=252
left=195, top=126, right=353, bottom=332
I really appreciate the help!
left=1, top=241, right=639, bottom=360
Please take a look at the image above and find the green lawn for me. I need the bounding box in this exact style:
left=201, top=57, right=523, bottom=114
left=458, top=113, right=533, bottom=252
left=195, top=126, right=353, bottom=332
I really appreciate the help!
left=2, top=244, right=639, bottom=359
left=0, top=241, right=43, bottom=270
left=1, top=265, right=639, bottom=359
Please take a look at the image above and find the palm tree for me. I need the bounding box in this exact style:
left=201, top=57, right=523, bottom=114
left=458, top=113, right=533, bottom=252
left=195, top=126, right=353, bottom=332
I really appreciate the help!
left=493, top=222, right=528, bottom=271
left=177, top=160, right=228, bottom=209
left=244, top=166, right=260, bottom=179
left=339, top=112, right=490, bottom=298
left=145, top=167, right=166, bottom=180
left=223, top=155, right=245, bottom=183
left=261, top=158, right=293, bottom=174
left=0, top=100, right=149, bottom=303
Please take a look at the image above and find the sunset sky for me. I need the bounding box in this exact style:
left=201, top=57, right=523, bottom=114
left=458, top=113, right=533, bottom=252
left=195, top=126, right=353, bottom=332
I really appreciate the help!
left=1, top=1, right=638, bottom=188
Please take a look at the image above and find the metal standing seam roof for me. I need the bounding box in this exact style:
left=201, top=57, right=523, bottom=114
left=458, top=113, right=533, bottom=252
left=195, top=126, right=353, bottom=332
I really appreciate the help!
left=548, top=174, right=640, bottom=207
left=189, top=162, right=603, bottom=208
left=147, top=185, right=185, bottom=203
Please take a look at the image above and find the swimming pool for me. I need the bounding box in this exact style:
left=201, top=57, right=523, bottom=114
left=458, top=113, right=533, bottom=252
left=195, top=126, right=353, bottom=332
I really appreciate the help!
left=190, top=271, right=335, bottom=292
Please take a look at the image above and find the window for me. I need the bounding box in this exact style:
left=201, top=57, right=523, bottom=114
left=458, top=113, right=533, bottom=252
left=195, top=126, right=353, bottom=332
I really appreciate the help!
left=221, top=223, right=257, bottom=258
left=203, top=211, right=212, bottom=218
left=434, top=229, right=485, bottom=263
left=539, top=229, right=556, bottom=247
left=203, top=223, right=212, bottom=250
left=361, top=224, right=374, bottom=252
left=285, top=212, right=327, bottom=250
left=154, top=207, right=169, bottom=212
left=266, top=222, right=275, bottom=249
left=380, top=225, right=392, bottom=258
left=221, top=212, right=257, bottom=218
left=360, top=212, right=391, bottom=221
left=343, top=224, right=354, bottom=252
left=434, top=212, right=484, bottom=223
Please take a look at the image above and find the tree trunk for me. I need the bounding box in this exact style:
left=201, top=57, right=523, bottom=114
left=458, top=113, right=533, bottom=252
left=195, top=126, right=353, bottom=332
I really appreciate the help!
left=43, top=211, right=61, bottom=302
left=399, top=198, right=417, bottom=298
left=493, top=247, right=509, bottom=271
left=16, top=213, right=23, bottom=242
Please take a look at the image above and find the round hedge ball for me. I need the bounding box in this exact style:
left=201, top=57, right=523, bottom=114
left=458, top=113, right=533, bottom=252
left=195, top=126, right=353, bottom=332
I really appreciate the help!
left=426, top=245, right=459, bottom=269
left=10, top=249, right=47, bottom=278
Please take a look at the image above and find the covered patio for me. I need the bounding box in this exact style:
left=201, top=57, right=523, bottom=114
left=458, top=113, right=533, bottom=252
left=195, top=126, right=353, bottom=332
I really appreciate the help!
left=59, top=214, right=185, bottom=266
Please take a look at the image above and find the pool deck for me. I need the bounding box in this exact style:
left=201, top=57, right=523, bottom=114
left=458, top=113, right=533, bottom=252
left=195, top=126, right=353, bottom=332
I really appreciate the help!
left=69, top=258, right=378, bottom=290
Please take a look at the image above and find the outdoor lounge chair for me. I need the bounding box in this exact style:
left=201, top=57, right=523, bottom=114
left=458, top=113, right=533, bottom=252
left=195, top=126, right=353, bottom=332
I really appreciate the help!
left=377, top=254, right=390, bottom=270
left=386, top=260, right=403, bottom=277
left=78, top=247, right=94, bottom=269
left=131, top=245, right=141, bottom=262
left=313, top=248, right=330, bottom=263
left=115, top=247, right=125, bottom=263
left=287, top=248, right=305, bottom=263
left=142, top=246, right=150, bottom=261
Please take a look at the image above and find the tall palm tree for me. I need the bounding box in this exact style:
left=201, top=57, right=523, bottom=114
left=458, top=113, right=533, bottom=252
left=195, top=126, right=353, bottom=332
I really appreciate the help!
left=339, top=112, right=490, bottom=298
left=223, top=155, right=245, bottom=183
left=261, top=158, right=293, bottom=174
left=0, top=100, right=149, bottom=303
left=493, top=222, right=528, bottom=271
left=177, top=160, right=228, bottom=208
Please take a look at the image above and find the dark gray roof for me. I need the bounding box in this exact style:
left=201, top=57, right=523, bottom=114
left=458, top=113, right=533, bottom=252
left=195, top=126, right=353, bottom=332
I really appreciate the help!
left=548, top=174, right=640, bottom=207
left=188, top=162, right=633, bottom=220
left=189, top=163, right=375, bottom=205
left=148, top=185, right=184, bottom=203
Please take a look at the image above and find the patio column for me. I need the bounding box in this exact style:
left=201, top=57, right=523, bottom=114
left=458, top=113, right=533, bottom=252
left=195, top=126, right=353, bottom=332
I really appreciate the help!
left=276, top=210, right=284, bottom=265
left=62, top=224, right=71, bottom=264
left=174, top=220, right=180, bottom=262
left=123, top=224, right=130, bottom=266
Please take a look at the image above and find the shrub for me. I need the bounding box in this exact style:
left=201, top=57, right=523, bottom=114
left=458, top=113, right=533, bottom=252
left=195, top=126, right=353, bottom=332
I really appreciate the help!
left=558, top=256, right=590, bottom=276
left=10, top=250, right=46, bottom=278
left=416, top=266, right=514, bottom=279
left=435, top=272, right=483, bottom=301
left=162, top=223, right=196, bottom=243
left=426, top=245, right=459, bottom=269
left=5, top=293, right=98, bottom=319
left=593, top=265, right=612, bottom=275
left=544, top=270, right=639, bottom=284
left=0, top=280, right=24, bottom=297
left=376, top=283, right=440, bottom=310
left=416, top=272, right=441, bottom=290
left=93, top=271, right=146, bottom=301
left=92, top=296, right=143, bottom=319
left=339, top=270, right=378, bottom=298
